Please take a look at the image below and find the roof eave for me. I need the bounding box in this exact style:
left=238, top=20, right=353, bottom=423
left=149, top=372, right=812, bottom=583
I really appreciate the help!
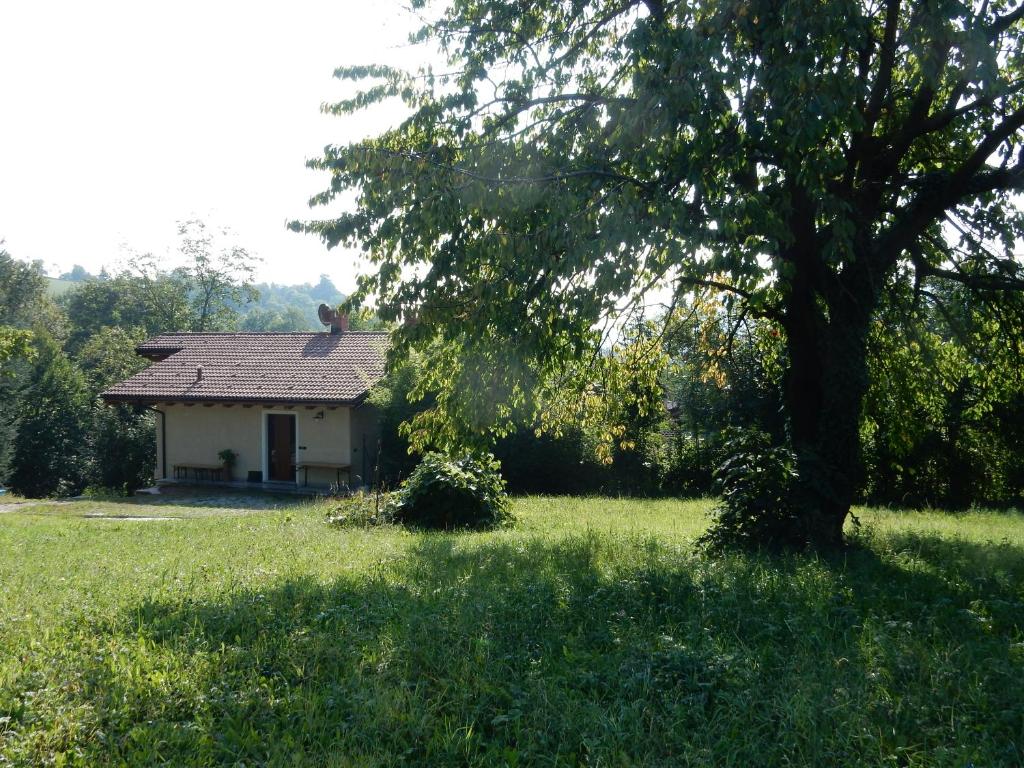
left=100, top=393, right=370, bottom=407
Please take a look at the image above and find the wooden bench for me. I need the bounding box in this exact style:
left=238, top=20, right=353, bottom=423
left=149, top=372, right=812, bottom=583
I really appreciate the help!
left=296, top=461, right=351, bottom=488
left=173, top=464, right=224, bottom=482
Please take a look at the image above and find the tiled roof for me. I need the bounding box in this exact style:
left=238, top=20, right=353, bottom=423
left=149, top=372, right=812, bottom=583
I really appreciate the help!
left=102, top=332, right=389, bottom=405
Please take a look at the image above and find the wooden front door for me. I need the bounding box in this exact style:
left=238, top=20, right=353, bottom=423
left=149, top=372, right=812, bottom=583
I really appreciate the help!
left=267, top=414, right=296, bottom=482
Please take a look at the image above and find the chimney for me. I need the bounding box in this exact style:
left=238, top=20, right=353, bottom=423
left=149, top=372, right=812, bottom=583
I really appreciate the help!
left=319, top=303, right=349, bottom=334
left=196, top=364, right=204, bottom=382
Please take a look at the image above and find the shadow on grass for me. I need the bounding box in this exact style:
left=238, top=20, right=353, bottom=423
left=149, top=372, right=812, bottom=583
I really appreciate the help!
left=20, top=533, right=1024, bottom=766
left=136, top=489, right=301, bottom=509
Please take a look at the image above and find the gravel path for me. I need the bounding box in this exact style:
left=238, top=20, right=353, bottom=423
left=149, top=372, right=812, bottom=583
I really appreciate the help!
left=0, top=499, right=76, bottom=513
left=0, top=493, right=299, bottom=518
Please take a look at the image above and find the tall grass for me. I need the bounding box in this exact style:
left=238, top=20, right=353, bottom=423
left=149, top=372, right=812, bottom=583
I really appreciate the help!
left=0, top=497, right=1021, bottom=766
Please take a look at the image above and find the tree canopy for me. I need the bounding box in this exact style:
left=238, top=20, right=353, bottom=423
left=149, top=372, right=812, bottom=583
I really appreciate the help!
left=300, top=0, right=1024, bottom=547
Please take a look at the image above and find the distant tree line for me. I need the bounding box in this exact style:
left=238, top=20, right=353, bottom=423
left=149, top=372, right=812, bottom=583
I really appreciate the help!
left=5, top=232, right=1021, bottom=509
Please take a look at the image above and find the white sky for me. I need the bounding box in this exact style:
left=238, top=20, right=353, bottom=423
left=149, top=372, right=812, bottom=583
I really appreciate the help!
left=0, top=0, right=429, bottom=290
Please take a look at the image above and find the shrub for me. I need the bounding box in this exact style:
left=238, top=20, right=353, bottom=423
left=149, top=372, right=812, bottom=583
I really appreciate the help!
left=89, top=405, right=155, bottom=494
left=326, top=490, right=394, bottom=528
left=387, top=452, right=511, bottom=530
left=701, top=429, right=799, bottom=550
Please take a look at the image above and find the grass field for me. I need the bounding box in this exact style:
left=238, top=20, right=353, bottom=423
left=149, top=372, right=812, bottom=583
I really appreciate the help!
left=0, top=496, right=1021, bottom=766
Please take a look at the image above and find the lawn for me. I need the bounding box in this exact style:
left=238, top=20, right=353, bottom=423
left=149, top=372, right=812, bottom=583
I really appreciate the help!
left=0, top=497, right=1021, bottom=766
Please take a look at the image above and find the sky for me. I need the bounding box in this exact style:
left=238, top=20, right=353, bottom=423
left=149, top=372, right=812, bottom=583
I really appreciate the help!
left=0, top=0, right=430, bottom=290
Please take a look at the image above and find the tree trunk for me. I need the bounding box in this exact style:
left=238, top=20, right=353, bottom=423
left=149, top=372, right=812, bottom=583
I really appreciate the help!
left=783, top=285, right=874, bottom=548
left=944, top=376, right=971, bottom=510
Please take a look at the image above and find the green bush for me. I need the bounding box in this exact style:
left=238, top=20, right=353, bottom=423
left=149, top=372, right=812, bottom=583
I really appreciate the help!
left=701, top=429, right=799, bottom=550
left=387, top=452, right=511, bottom=530
left=89, top=404, right=155, bottom=494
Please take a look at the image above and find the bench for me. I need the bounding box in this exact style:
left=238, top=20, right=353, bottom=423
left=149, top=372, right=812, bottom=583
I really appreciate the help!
left=173, top=464, right=225, bottom=482
left=296, top=461, right=351, bottom=488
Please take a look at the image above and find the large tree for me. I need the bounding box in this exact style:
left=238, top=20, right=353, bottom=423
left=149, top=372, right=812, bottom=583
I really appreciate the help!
left=300, top=0, right=1024, bottom=547
left=176, top=219, right=259, bottom=331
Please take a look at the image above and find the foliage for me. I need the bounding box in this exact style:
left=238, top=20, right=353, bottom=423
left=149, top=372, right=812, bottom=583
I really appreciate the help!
left=73, top=326, right=157, bottom=493
left=0, top=250, right=47, bottom=326
left=0, top=497, right=1022, bottom=765
left=218, top=449, right=238, bottom=468
left=862, top=281, right=1024, bottom=508
left=658, top=429, right=723, bottom=497
left=58, top=264, right=95, bottom=282
left=659, top=297, right=787, bottom=495
left=60, top=223, right=261, bottom=352
left=61, top=259, right=191, bottom=353
left=238, top=275, right=345, bottom=331
left=75, top=326, right=149, bottom=390
left=387, top=452, right=511, bottom=529
left=587, top=318, right=668, bottom=481
left=8, top=335, right=92, bottom=497
left=177, top=219, right=260, bottom=331
left=239, top=304, right=312, bottom=331
left=369, top=355, right=617, bottom=494
left=656, top=280, right=1024, bottom=508
left=88, top=405, right=156, bottom=494
left=493, top=426, right=607, bottom=494
left=325, top=489, right=395, bottom=527
left=364, top=354, right=428, bottom=485
left=0, top=251, right=51, bottom=483
left=701, top=429, right=800, bottom=550
left=300, top=0, right=1024, bottom=546
left=0, top=327, right=34, bottom=376
left=0, top=372, right=20, bottom=483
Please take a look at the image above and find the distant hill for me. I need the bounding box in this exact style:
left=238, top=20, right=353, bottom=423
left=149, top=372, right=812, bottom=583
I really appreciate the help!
left=45, top=264, right=97, bottom=297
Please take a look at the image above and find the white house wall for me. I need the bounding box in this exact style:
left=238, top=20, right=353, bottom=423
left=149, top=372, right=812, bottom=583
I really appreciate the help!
left=155, top=404, right=353, bottom=486
left=296, top=406, right=351, bottom=487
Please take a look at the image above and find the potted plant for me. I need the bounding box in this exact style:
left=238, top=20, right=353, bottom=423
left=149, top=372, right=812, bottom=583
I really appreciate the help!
left=218, top=449, right=238, bottom=482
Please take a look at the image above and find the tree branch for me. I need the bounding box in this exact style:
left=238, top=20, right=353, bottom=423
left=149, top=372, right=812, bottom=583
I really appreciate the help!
left=674, top=276, right=783, bottom=321
left=863, top=0, right=901, bottom=131
left=988, top=3, right=1024, bottom=36
left=914, top=259, right=1024, bottom=292
left=877, top=107, right=1024, bottom=261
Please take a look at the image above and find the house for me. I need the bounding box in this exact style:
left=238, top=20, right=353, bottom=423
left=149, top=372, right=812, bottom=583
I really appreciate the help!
left=101, top=316, right=388, bottom=490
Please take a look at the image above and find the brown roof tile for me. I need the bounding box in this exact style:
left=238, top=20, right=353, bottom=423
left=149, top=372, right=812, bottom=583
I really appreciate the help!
left=102, top=332, right=389, bottom=405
